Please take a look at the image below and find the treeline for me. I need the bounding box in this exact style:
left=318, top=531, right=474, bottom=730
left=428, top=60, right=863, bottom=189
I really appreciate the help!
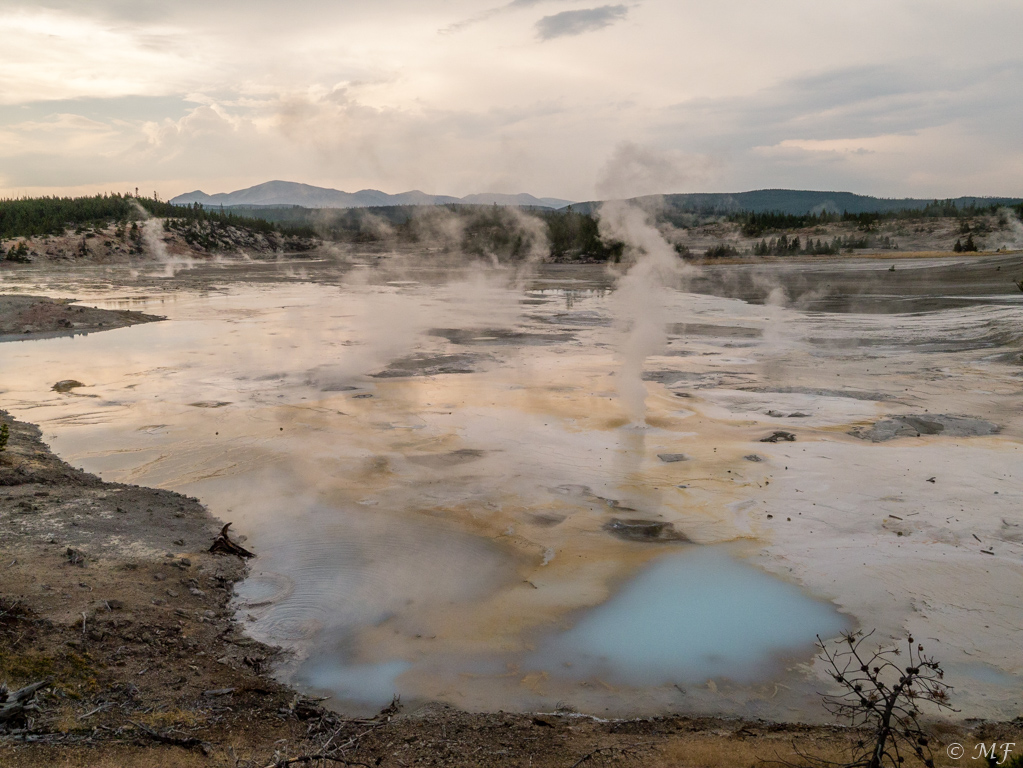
left=0, top=194, right=312, bottom=241
left=218, top=203, right=624, bottom=261
left=0, top=194, right=135, bottom=238
left=135, top=199, right=310, bottom=237
left=728, top=200, right=1023, bottom=237
left=750, top=233, right=896, bottom=256
left=540, top=208, right=624, bottom=261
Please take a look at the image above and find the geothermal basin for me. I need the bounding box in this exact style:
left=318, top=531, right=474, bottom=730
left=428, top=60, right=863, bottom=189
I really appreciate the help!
left=1, top=254, right=1021, bottom=721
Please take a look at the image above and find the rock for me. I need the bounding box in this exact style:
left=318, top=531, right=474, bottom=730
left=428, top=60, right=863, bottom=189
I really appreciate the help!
left=744, top=454, right=763, bottom=462
left=760, top=431, right=796, bottom=443
left=603, top=518, right=690, bottom=543
left=657, top=453, right=689, bottom=463
left=52, top=380, right=85, bottom=393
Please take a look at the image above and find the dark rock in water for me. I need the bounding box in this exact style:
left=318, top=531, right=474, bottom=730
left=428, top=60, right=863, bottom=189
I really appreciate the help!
left=760, top=431, right=796, bottom=443
left=642, top=370, right=706, bottom=385
left=603, top=518, right=690, bottom=543
left=352, top=393, right=373, bottom=399
left=742, top=386, right=893, bottom=402
left=666, top=323, right=762, bottom=339
left=189, top=401, right=232, bottom=408
left=372, top=353, right=483, bottom=378
left=320, top=383, right=357, bottom=392
left=547, top=311, right=610, bottom=327
left=744, top=454, right=763, bottom=462
left=52, top=380, right=85, bottom=393
left=406, top=449, right=485, bottom=468
left=850, top=415, right=1000, bottom=442
left=429, top=328, right=575, bottom=346
left=529, top=513, right=566, bottom=527
left=788, top=412, right=810, bottom=418
left=657, top=453, right=689, bottom=463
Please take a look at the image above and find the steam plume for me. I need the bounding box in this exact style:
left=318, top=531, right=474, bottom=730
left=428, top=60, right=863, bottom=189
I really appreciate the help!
left=598, top=200, right=691, bottom=423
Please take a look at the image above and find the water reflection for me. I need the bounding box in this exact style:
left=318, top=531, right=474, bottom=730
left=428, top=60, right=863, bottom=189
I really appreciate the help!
left=2, top=260, right=1021, bottom=719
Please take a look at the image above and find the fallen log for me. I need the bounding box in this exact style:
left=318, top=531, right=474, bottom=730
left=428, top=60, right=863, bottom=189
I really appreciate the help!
left=0, top=678, right=52, bottom=724
left=209, top=523, right=255, bottom=558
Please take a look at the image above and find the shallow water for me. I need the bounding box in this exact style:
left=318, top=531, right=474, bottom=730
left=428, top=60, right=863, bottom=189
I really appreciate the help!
left=2, top=257, right=1021, bottom=719
left=532, top=547, right=848, bottom=686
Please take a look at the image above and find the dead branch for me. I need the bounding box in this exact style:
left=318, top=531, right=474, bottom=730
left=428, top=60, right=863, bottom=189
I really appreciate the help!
left=209, top=522, right=255, bottom=558
left=0, top=678, right=52, bottom=724
left=262, top=757, right=372, bottom=768
left=568, top=742, right=650, bottom=768
left=130, top=720, right=209, bottom=753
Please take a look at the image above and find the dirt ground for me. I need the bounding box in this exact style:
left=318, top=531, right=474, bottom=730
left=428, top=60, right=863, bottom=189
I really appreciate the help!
left=0, top=295, right=164, bottom=341
left=1, top=298, right=1021, bottom=767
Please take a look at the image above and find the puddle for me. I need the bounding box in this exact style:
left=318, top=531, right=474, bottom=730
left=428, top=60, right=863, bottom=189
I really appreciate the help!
left=531, top=547, right=849, bottom=686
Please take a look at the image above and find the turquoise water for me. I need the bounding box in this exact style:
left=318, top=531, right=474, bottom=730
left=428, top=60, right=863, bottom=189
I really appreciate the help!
left=533, top=547, right=850, bottom=686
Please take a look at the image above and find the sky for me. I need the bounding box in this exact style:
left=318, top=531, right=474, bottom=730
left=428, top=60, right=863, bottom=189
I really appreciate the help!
left=1, top=0, right=1021, bottom=202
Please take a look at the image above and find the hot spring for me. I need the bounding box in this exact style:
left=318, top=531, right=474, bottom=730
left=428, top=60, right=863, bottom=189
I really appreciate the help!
left=2, top=255, right=1021, bottom=719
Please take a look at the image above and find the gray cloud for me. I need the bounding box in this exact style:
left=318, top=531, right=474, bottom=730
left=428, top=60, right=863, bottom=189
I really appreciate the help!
left=440, top=0, right=571, bottom=35
left=658, top=59, right=1023, bottom=152
left=535, top=5, right=627, bottom=40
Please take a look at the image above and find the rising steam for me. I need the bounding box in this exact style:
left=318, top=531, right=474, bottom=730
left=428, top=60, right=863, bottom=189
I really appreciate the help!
left=996, top=208, right=1023, bottom=251
left=598, top=200, right=692, bottom=423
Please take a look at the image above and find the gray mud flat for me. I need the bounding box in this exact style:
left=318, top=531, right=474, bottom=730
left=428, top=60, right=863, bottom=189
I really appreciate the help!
left=371, top=352, right=486, bottom=377
left=741, top=386, right=896, bottom=401
left=429, top=327, right=576, bottom=346
left=850, top=414, right=1001, bottom=442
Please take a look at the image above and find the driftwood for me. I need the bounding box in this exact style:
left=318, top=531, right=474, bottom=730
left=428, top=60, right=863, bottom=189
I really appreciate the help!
left=209, top=523, right=255, bottom=558
left=0, top=678, right=52, bottom=724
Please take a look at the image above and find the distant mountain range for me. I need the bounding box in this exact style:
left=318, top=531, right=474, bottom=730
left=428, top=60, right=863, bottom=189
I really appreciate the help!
left=171, top=182, right=1022, bottom=216
left=570, top=189, right=1023, bottom=216
left=170, top=180, right=574, bottom=210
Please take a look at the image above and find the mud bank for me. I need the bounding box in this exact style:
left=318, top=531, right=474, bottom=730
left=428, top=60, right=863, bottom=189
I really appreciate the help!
left=0, top=295, right=162, bottom=342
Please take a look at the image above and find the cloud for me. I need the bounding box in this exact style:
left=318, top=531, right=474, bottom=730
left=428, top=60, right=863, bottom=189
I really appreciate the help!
left=661, top=59, right=1023, bottom=153
left=535, top=5, right=627, bottom=40
left=440, top=0, right=571, bottom=35
left=1, top=2, right=1022, bottom=200
left=595, top=142, right=716, bottom=200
